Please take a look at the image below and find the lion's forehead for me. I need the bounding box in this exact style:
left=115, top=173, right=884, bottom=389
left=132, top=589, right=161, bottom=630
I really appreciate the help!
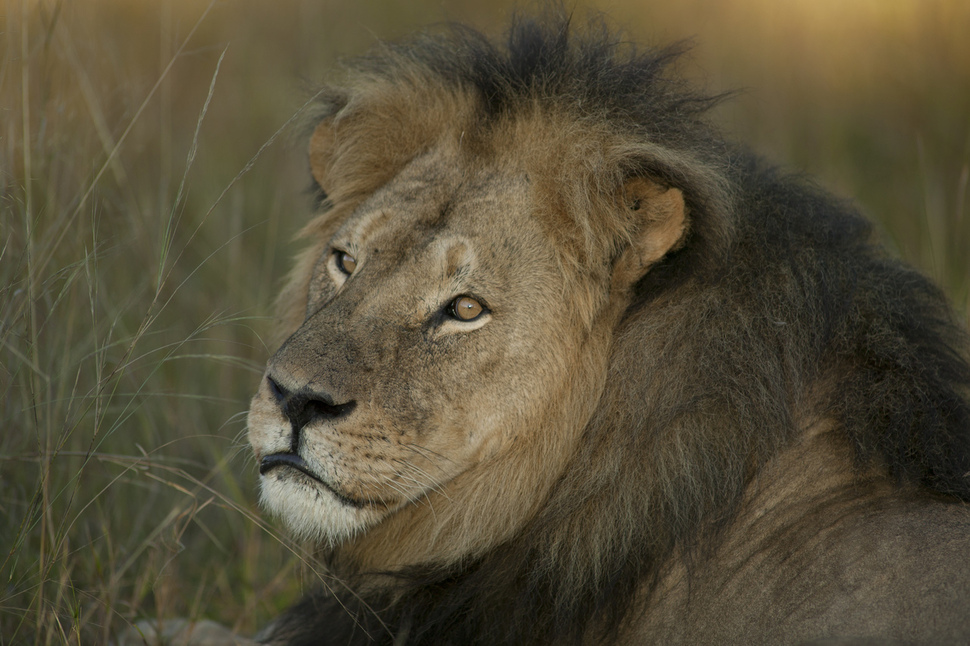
left=336, top=157, right=550, bottom=282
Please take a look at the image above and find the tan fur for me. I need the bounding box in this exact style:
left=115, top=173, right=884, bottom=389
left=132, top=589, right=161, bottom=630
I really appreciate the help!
left=633, top=425, right=970, bottom=645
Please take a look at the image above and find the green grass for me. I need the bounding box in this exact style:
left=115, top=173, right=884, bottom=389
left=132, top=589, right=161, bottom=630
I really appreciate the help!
left=1, top=0, right=968, bottom=643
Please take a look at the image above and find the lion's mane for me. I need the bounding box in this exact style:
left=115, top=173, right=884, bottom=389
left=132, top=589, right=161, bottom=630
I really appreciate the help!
left=267, top=14, right=970, bottom=646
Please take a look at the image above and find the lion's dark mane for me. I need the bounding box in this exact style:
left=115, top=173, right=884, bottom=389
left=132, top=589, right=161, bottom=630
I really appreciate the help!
left=267, top=14, right=970, bottom=646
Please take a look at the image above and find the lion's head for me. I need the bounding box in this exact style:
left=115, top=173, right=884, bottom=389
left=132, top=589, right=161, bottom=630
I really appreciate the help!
left=247, top=15, right=970, bottom=646
left=247, top=84, right=694, bottom=564
left=243, top=25, right=734, bottom=571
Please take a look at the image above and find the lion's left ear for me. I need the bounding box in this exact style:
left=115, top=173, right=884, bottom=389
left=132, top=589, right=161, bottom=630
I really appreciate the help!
left=612, top=177, right=688, bottom=290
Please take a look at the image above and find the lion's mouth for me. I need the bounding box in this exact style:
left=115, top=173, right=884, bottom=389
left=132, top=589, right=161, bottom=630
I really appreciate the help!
left=260, top=452, right=373, bottom=509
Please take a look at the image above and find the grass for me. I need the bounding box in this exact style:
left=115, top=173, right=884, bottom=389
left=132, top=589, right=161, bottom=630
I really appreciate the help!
left=1, top=0, right=968, bottom=643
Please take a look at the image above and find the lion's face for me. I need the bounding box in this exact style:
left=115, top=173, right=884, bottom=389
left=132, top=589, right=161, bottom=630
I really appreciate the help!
left=249, top=148, right=602, bottom=544
left=247, top=97, right=687, bottom=558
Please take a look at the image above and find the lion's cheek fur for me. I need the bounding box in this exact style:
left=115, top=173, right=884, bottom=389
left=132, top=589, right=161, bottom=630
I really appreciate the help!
left=338, top=325, right=619, bottom=571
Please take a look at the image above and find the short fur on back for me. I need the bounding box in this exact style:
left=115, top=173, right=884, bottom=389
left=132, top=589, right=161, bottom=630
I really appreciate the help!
left=257, top=14, right=970, bottom=646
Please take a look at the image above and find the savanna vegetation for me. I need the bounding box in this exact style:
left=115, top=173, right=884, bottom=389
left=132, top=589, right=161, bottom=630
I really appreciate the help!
left=2, top=1, right=968, bottom=643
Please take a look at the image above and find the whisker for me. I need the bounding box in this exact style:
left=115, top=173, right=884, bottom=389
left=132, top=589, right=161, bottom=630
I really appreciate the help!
left=400, top=443, right=453, bottom=469
left=395, top=461, right=453, bottom=503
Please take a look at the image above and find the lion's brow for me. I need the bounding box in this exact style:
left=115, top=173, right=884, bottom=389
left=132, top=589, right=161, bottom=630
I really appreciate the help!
left=444, top=242, right=472, bottom=278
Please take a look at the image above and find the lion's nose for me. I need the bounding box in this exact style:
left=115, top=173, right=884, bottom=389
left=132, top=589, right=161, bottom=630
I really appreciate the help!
left=266, top=374, right=357, bottom=433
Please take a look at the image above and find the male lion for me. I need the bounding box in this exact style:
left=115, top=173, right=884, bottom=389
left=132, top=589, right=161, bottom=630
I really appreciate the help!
left=243, top=15, right=970, bottom=646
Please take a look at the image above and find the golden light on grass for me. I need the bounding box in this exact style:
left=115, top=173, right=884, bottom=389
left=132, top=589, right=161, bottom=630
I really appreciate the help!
left=1, top=1, right=967, bottom=642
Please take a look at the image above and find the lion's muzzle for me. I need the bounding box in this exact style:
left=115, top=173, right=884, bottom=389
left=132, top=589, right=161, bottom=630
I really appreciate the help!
left=256, top=373, right=373, bottom=508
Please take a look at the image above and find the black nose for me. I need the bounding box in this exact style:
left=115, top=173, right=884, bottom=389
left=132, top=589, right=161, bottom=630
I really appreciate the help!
left=266, top=375, right=356, bottom=433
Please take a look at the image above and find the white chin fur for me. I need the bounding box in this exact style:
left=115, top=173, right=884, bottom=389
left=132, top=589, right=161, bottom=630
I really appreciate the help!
left=259, top=472, right=380, bottom=545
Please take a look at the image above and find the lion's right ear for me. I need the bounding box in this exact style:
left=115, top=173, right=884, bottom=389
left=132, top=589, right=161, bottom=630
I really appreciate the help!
left=309, top=117, right=337, bottom=198
left=611, top=177, right=688, bottom=291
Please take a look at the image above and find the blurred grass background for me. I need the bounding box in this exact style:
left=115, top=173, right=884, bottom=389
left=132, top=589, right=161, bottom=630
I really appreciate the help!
left=1, top=0, right=968, bottom=642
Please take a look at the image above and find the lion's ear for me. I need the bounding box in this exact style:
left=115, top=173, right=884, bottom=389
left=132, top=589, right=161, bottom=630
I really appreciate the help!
left=309, top=118, right=337, bottom=196
left=612, top=177, right=687, bottom=290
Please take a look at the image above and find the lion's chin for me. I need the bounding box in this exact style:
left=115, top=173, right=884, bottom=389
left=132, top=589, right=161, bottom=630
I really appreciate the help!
left=259, top=469, right=384, bottom=545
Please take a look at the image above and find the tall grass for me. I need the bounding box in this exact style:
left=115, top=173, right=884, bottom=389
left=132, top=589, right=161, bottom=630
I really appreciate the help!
left=1, top=0, right=968, bottom=643
left=0, top=1, right=321, bottom=641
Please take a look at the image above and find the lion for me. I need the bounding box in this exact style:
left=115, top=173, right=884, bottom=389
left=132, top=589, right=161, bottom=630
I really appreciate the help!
left=243, top=15, right=970, bottom=646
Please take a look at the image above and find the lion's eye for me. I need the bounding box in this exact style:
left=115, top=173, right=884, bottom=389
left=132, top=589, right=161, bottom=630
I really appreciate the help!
left=335, top=250, right=357, bottom=275
left=448, top=295, right=485, bottom=321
